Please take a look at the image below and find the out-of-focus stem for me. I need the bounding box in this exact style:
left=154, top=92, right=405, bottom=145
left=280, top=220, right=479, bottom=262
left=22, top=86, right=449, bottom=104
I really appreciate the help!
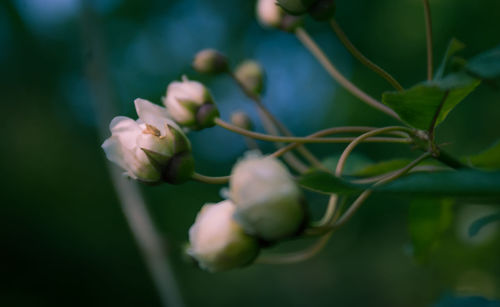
left=329, top=19, right=404, bottom=91
left=422, top=0, right=433, bottom=81
left=79, top=4, right=184, bottom=307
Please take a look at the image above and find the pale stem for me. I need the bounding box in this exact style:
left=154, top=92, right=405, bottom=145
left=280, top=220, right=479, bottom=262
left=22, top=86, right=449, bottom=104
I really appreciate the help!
left=215, top=118, right=412, bottom=144
left=422, top=0, right=433, bottom=81
left=333, top=152, right=431, bottom=229
left=329, top=19, right=404, bottom=91
left=228, top=72, right=323, bottom=170
left=295, top=27, right=402, bottom=121
left=256, top=231, right=334, bottom=264
left=336, top=126, right=413, bottom=176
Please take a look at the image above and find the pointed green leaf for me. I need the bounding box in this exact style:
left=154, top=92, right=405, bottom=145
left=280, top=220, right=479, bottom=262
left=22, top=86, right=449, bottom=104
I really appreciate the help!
left=382, top=73, right=480, bottom=130
left=466, top=44, right=500, bottom=79
left=435, top=38, right=466, bottom=79
left=465, top=140, right=500, bottom=170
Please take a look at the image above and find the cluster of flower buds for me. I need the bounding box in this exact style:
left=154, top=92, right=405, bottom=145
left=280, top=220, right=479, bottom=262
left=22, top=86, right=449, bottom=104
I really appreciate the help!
left=187, top=154, right=307, bottom=272
left=102, top=76, right=221, bottom=184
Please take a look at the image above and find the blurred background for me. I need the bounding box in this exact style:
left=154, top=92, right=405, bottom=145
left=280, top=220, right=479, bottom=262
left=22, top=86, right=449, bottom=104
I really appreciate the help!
left=2, top=0, right=500, bottom=306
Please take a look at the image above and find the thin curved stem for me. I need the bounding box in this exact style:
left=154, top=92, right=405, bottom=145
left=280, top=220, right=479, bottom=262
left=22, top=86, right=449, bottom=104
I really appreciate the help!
left=216, top=118, right=412, bottom=145
left=333, top=152, right=431, bottom=229
left=191, top=172, right=230, bottom=184
left=256, top=232, right=334, bottom=264
left=329, top=19, right=404, bottom=91
left=336, top=126, right=413, bottom=176
left=295, top=27, right=402, bottom=121
left=228, top=72, right=322, bottom=170
left=422, top=0, right=433, bottom=81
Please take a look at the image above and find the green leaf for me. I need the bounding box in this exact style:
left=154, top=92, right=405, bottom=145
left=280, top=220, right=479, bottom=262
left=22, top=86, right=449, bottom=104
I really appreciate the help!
left=468, top=212, right=500, bottom=237
left=466, top=44, right=500, bottom=79
left=378, top=170, right=500, bottom=197
left=321, top=154, right=372, bottom=175
left=298, top=170, right=364, bottom=194
left=382, top=74, right=480, bottom=130
left=408, top=198, right=454, bottom=262
left=435, top=38, right=466, bottom=79
left=465, top=140, right=500, bottom=170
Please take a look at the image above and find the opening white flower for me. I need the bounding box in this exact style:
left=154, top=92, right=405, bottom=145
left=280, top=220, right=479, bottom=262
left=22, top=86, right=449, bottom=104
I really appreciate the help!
left=102, top=98, right=193, bottom=183
left=188, top=200, right=260, bottom=272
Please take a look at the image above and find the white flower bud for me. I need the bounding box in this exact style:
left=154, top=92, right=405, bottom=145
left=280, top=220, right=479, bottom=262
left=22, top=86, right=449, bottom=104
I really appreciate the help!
left=188, top=200, right=260, bottom=272
left=102, top=99, right=194, bottom=184
left=230, top=154, right=306, bottom=242
left=234, top=60, right=265, bottom=96
left=163, top=76, right=219, bottom=130
left=231, top=111, right=253, bottom=131
left=192, top=49, right=228, bottom=74
left=256, top=0, right=302, bottom=32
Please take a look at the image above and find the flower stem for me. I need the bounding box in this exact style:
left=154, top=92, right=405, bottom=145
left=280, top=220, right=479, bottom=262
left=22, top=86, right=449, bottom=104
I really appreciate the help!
left=422, top=0, right=433, bottom=81
left=191, top=172, right=230, bottom=184
left=333, top=152, right=431, bottom=229
left=295, top=27, right=402, bottom=121
left=228, top=72, right=321, bottom=171
left=329, top=19, right=404, bottom=91
left=215, top=118, right=411, bottom=144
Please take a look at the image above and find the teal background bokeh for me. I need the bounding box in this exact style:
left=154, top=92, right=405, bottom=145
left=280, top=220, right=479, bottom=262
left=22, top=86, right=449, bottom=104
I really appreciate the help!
left=2, top=0, right=500, bottom=306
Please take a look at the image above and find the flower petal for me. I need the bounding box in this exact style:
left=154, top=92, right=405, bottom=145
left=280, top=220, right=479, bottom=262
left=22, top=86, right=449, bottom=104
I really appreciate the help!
left=134, top=98, right=179, bottom=135
left=109, top=116, right=141, bottom=150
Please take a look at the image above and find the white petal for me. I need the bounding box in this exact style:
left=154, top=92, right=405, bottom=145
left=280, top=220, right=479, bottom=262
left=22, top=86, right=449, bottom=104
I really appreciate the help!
left=102, top=136, right=130, bottom=172
left=109, top=116, right=141, bottom=150
left=167, top=80, right=206, bottom=104
left=134, top=98, right=179, bottom=135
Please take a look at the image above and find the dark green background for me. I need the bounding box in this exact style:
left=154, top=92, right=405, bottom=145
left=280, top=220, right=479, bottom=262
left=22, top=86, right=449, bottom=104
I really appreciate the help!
left=2, top=0, right=500, bottom=306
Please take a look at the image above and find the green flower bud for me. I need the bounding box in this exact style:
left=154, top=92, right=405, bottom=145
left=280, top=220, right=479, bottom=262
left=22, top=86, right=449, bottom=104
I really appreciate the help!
left=230, top=111, right=253, bottom=131
left=188, top=200, right=260, bottom=272
left=256, top=0, right=302, bottom=32
left=102, top=99, right=194, bottom=184
left=234, top=60, right=265, bottom=96
left=277, top=0, right=316, bottom=15
left=163, top=76, right=220, bottom=130
left=308, top=0, right=336, bottom=21
left=230, top=154, right=306, bottom=242
left=192, top=49, right=228, bottom=74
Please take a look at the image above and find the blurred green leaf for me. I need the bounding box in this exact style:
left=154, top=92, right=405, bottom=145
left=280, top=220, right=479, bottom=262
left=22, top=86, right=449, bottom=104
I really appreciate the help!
left=300, top=169, right=500, bottom=197
left=353, top=159, right=412, bottom=177
left=321, top=154, right=372, bottom=175
left=379, top=170, right=500, bottom=197
left=468, top=212, right=500, bottom=237
left=382, top=74, right=480, bottom=130
left=408, top=198, right=453, bottom=262
left=435, top=38, right=466, bottom=79
left=298, top=170, right=364, bottom=194
left=465, top=140, right=500, bottom=170
left=466, top=44, right=500, bottom=79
